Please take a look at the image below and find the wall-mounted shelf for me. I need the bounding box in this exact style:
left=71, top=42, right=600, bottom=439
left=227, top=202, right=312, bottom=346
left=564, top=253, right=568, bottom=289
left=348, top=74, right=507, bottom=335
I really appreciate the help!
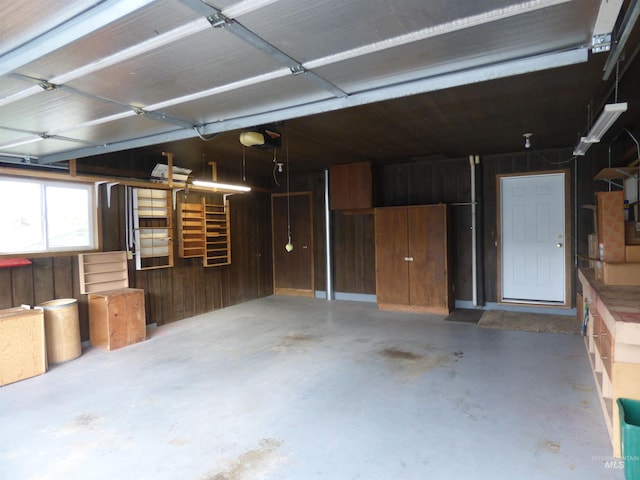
left=133, top=188, right=174, bottom=270
left=177, top=200, right=206, bottom=258
left=204, top=199, right=231, bottom=267
left=78, top=251, right=129, bottom=294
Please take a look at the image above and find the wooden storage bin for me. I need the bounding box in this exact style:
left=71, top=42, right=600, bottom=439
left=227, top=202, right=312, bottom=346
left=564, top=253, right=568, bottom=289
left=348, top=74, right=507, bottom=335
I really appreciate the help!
left=0, top=306, right=47, bottom=386
left=88, top=288, right=146, bottom=351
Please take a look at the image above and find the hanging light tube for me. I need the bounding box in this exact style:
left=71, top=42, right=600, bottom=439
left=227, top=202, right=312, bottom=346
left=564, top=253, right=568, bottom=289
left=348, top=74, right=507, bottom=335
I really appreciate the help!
left=192, top=179, right=251, bottom=192
left=573, top=102, right=628, bottom=155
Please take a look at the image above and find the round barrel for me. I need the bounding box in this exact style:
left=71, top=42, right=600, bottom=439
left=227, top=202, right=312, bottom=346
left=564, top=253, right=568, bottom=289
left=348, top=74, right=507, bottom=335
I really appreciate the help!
left=39, top=298, right=81, bottom=363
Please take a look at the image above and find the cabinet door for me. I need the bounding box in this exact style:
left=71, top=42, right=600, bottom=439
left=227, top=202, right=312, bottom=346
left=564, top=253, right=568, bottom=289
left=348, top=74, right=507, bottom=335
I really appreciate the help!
left=408, top=205, right=448, bottom=309
left=375, top=208, right=410, bottom=305
left=329, top=164, right=351, bottom=210
left=349, top=162, right=373, bottom=209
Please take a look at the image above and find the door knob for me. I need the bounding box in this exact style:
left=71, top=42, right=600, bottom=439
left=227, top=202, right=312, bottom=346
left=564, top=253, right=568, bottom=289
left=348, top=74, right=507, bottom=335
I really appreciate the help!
left=404, top=256, right=414, bottom=262
left=557, top=243, right=563, bottom=248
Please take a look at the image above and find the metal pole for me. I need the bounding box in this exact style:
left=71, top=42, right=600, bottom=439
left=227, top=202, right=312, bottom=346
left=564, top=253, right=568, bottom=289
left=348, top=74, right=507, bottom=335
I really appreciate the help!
left=324, top=169, right=334, bottom=300
left=470, top=155, right=478, bottom=307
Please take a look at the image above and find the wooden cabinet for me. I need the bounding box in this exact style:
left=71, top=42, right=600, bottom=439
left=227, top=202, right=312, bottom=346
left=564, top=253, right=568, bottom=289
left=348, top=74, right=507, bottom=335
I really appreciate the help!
left=88, top=288, right=146, bottom=351
left=330, top=161, right=376, bottom=210
left=374, top=204, right=453, bottom=314
left=0, top=306, right=47, bottom=386
left=579, top=268, right=640, bottom=457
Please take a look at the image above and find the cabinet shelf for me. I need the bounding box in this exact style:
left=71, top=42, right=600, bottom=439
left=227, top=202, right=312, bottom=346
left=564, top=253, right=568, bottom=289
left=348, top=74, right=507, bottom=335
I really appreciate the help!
left=133, top=188, right=173, bottom=270
left=78, top=251, right=129, bottom=294
left=203, top=200, right=231, bottom=267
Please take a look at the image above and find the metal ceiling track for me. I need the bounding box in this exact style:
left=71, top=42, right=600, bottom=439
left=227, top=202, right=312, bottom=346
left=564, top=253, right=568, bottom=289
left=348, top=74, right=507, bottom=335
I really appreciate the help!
left=0, top=0, right=156, bottom=77
left=177, top=0, right=347, bottom=98
left=0, top=0, right=585, bottom=163
left=36, top=48, right=588, bottom=164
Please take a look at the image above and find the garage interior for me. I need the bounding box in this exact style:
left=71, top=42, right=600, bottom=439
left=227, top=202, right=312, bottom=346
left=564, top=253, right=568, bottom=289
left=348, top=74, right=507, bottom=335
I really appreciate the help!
left=1, top=1, right=640, bottom=479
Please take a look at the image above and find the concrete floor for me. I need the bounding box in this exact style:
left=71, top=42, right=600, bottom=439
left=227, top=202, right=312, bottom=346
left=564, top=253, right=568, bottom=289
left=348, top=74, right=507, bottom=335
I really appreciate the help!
left=0, top=296, right=623, bottom=480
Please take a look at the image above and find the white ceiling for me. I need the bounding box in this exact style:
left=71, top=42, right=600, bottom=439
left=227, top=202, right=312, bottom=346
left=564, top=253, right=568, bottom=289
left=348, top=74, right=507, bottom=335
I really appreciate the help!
left=0, top=0, right=638, bottom=173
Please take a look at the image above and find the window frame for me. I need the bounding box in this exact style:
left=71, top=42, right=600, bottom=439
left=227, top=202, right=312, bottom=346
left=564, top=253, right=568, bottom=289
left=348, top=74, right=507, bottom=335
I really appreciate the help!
left=0, top=176, right=100, bottom=256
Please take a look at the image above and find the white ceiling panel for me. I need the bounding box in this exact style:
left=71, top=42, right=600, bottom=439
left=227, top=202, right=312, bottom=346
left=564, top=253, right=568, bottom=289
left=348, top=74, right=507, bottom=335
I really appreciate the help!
left=14, top=0, right=199, bottom=81
left=0, top=1, right=102, bottom=57
left=160, top=74, right=334, bottom=124
left=0, top=89, right=127, bottom=134
left=66, top=28, right=284, bottom=107
left=239, top=0, right=519, bottom=63
left=316, top=2, right=597, bottom=94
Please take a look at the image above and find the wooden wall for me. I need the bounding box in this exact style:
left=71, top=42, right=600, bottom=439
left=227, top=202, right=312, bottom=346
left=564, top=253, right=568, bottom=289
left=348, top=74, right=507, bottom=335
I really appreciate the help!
left=0, top=183, right=273, bottom=341
left=326, top=146, right=618, bottom=305
left=0, top=143, right=623, bottom=337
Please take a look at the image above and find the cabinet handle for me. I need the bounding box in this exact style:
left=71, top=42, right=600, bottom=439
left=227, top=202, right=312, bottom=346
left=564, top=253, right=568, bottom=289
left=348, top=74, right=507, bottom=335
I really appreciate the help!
left=404, top=256, right=414, bottom=262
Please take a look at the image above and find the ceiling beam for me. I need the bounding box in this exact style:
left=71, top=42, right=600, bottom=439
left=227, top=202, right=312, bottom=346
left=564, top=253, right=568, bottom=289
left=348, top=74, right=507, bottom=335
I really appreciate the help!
left=35, top=48, right=588, bottom=165
left=0, top=0, right=155, bottom=77
left=178, top=0, right=347, bottom=98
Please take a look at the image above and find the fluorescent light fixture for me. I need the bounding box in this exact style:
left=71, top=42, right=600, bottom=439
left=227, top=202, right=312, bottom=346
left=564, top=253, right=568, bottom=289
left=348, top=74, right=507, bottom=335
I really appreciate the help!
left=573, top=102, right=628, bottom=155
left=585, top=102, right=627, bottom=142
left=573, top=137, right=591, bottom=156
left=192, top=180, right=251, bottom=192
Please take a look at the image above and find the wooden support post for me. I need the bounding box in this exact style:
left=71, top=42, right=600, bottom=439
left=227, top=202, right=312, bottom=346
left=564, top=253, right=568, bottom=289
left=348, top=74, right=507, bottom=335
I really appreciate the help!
left=162, top=151, right=174, bottom=187
left=69, top=159, right=77, bottom=177
left=208, top=162, right=218, bottom=181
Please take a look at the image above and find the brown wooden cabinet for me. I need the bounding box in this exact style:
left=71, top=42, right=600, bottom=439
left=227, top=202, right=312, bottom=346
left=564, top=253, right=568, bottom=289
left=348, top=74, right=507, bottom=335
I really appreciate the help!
left=330, top=161, right=376, bottom=210
left=374, top=204, right=453, bottom=314
left=88, top=288, right=146, bottom=351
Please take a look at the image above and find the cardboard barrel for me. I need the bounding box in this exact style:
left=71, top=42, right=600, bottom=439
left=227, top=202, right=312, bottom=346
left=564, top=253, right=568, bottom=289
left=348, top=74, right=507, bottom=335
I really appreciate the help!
left=40, top=299, right=81, bottom=363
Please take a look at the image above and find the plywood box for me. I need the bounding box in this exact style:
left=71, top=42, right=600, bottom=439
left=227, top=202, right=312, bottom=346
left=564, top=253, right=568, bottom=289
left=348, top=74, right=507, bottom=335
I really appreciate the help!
left=626, top=221, right=640, bottom=245
left=0, top=306, right=47, bottom=386
left=601, top=262, right=640, bottom=286
left=88, top=288, right=146, bottom=351
left=627, top=245, right=640, bottom=262
left=597, top=191, right=625, bottom=262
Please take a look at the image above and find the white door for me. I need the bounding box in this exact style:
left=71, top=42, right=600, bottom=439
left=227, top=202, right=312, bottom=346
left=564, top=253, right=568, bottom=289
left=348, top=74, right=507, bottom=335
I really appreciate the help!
left=500, top=173, right=566, bottom=303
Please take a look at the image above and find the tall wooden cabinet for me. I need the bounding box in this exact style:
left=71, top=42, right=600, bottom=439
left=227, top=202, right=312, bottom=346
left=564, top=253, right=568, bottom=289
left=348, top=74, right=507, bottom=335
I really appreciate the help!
left=374, top=204, right=453, bottom=314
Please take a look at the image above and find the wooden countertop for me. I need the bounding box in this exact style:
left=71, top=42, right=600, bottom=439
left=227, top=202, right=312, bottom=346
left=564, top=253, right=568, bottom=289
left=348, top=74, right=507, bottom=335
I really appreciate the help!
left=579, top=268, right=640, bottom=324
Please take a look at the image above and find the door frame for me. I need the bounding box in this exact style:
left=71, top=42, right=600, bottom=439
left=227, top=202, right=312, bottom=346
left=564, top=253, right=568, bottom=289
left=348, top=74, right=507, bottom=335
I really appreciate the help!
left=271, top=191, right=315, bottom=297
left=496, top=170, right=571, bottom=307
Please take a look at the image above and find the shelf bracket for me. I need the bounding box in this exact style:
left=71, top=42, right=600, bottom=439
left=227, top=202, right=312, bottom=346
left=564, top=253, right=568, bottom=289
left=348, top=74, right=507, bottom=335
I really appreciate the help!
left=172, top=188, right=185, bottom=210
left=106, top=182, right=119, bottom=208
left=94, top=180, right=107, bottom=209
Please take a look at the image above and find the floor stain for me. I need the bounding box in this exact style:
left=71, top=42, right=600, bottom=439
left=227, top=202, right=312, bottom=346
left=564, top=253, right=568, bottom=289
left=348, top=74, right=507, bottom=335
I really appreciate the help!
left=581, top=400, right=591, bottom=409
left=571, top=382, right=594, bottom=393
left=453, top=350, right=464, bottom=359
left=74, top=414, right=99, bottom=428
left=380, top=348, right=423, bottom=361
left=169, top=437, right=190, bottom=446
left=202, top=438, right=286, bottom=480
left=540, top=439, right=561, bottom=454
left=379, top=348, right=450, bottom=378
left=274, top=334, right=319, bottom=352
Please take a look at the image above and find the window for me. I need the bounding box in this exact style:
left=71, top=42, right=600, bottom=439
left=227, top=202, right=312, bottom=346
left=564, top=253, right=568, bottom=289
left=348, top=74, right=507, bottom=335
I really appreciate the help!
left=0, top=177, right=97, bottom=254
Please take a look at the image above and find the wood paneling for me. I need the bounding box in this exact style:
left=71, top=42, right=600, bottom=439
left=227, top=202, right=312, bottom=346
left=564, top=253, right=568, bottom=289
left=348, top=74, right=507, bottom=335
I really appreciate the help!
left=0, top=185, right=273, bottom=340
left=272, top=192, right=314, bottom=295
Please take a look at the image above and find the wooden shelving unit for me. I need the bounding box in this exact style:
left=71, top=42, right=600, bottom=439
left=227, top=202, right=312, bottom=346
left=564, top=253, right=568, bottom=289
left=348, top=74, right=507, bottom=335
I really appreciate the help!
left=133, top=188, right=174, bottom=270
left=204, top=199, right=231, bottom=267
left=78, top=251, right=129, bottom=294
left=177, top=200, right=206, bottom=258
